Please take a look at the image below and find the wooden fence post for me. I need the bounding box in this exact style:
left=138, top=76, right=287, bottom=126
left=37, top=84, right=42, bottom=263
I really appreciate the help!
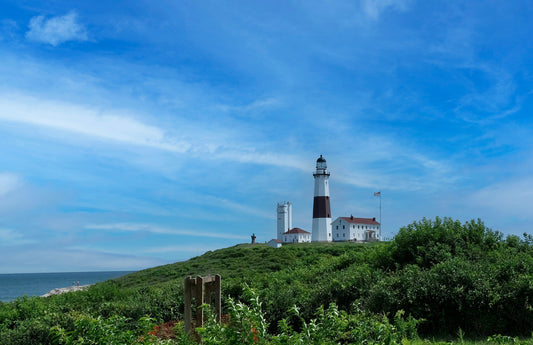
left=183, top=274, right=222, bottom=334
left=184, top=276, right=194, bottom=334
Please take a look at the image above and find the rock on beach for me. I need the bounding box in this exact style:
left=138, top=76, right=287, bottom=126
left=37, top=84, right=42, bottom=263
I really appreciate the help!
left=41, top=285, right=91, bottom=297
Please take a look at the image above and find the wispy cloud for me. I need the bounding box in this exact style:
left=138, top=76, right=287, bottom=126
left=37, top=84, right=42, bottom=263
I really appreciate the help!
left=0, top=247, right=164, bottom=273
left=85, top=223, right=248, bottom=240
left=26, top=11, right=88, bottom=46
left=198, top=195, right=273, bottom=219
left=0, top=172, right=21, bottom=197
left=454, top=65, right=520, bottom=125
left=0, top=93, right=191, bottom=152
left=0, top=19, right=18, bottom=41
left=0, top=228, right=34, bottom=246
left=330, top=134, right=456, bottom=192
left=217, top=97, right=282, bottom=118
left=141, top=245, right=221, bottom=254
left=0, top=93, right=308, bottom=171
left=362, top=0, right=412, bottom=20
left=468, top=177, right=533, bottom=218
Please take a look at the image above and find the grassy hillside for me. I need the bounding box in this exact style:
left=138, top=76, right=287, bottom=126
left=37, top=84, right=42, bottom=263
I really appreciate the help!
left=115, top=241, right=378, bottom=288
left=2, top=217, right=533, bottom=344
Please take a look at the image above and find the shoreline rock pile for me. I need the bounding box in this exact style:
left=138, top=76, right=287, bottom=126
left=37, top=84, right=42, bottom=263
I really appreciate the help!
left=41, top=285, right=91, bottom=297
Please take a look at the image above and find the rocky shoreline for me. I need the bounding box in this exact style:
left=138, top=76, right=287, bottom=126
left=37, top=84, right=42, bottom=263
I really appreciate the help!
left=41, top=285, right=91, bottom=297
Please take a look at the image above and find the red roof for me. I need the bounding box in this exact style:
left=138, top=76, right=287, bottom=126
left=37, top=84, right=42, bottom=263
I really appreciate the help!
left=270, top=239, right=283, bottom=243
left=340, top=216, right=380, bottom=225
left=283, top=227, right=310, bottom=234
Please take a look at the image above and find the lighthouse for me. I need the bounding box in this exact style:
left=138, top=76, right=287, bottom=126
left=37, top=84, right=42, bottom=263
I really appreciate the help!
left=312, top=155, right=332, bottom=242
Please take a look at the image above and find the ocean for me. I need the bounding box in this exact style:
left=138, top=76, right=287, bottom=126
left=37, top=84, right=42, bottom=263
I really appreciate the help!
left=0, top=271, right=134, bottom=302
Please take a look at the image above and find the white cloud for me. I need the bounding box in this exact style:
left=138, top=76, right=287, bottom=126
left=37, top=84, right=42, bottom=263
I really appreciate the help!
left=0, top=247, right=164, bottom=273
left=201, top=196, right=273, bottom=219
left=331, top=134, right=456, bottom=191
left=141, top=245, right=221, bottom=254
left=0, top=93, right=308, bottom=171
left=215, top=150, right=308, bottom=171
left=469, top=177, right=533, bottom=217
left=0, top=173, right=21, bottom=197
left=85, top=223, right=248, bottom=240
left=217, top=97, right=282, bottom=118
left=363, top=0, right=412, bottom=20
left=0, top=228, right=34, bottom=245
left=0, top=93, right=191, bottom=153
left=26, top=11, right=88, bottom=46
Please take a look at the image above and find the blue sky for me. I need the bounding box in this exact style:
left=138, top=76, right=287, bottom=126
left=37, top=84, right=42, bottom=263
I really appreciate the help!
left=1, top=1, right=533, bottom=273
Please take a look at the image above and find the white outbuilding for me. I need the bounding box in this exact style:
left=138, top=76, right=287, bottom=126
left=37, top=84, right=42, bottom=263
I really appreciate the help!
left=268, top=239, right=283, bottom=248
left=331, top=216, right=380, bottom=242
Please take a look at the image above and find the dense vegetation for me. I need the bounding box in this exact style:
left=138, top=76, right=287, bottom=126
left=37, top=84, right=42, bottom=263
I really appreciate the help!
left=1, top=217, right=533, bottom=344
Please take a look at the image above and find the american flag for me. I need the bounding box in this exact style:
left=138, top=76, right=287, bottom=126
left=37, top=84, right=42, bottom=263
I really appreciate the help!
left=374, top=191, right=381, bottom=197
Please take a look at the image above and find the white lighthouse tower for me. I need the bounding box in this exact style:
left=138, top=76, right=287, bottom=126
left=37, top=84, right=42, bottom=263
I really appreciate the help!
left=277, top=201, right=292, bottom=241
left=312, top=155, right=332, bottom=242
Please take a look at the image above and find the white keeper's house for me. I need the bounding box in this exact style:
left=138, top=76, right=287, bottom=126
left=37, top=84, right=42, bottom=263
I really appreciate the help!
left=282, top=227, right=311, bottom=243
left=331, top=215, right=381, bottom=242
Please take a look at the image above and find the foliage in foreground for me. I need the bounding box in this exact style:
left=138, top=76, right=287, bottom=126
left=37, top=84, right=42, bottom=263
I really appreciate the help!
left=2, top=217, right=533, bottom=344
left=50, top=286, right=419, bottom=345
left=196, top=286, right=419, bottom=345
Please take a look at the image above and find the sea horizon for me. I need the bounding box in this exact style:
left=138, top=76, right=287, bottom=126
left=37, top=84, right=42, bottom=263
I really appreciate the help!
left=0, top=270, right=135, bottom=302
left=0, top=269, right=138, bottom=275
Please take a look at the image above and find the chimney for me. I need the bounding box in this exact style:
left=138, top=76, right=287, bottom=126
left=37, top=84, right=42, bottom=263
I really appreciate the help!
left=372, top=217, right=376, bottom=221
left=350, top=215, right=353, bottom=220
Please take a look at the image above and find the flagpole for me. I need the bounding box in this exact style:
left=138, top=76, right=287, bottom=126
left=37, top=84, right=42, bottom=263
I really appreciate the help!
left=374, top=191, right=381, bottom=240
left=379, top=191, right=381, bottom=240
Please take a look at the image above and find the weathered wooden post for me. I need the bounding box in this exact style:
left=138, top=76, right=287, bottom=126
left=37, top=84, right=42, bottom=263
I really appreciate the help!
left=184, top=274, right=221, bottom=334
left=184, top=276, right=193, bottom=333
left=204, top=274, right=221, bottom=322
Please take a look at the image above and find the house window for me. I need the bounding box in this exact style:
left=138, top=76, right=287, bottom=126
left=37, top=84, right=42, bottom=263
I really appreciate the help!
left=343, top=233, right=345, bottom=237
left=343, top=225, right=345, bottom=229
left=336, top=233, right=339, bottom=237
left=336, top=225, right=338, bottom=229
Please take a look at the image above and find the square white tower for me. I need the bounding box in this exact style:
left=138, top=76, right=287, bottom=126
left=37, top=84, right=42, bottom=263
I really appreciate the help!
left=277, top=201, right=292, bottom=241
